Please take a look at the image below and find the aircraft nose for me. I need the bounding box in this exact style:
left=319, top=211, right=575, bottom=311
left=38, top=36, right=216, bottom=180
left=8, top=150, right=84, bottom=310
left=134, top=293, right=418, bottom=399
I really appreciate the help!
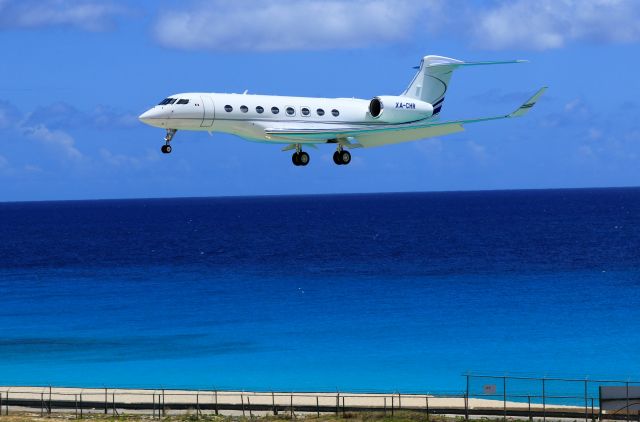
left=138, top=108, right=156, bottom=124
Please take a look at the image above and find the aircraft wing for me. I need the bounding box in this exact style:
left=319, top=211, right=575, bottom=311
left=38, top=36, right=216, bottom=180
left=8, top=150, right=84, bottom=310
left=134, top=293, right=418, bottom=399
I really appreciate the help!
left=266, top=87, right=547, bottom=148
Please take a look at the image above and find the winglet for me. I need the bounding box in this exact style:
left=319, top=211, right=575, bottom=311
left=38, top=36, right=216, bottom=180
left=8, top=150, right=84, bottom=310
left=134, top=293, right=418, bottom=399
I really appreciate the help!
left=509, top=87, right=547, bottom=118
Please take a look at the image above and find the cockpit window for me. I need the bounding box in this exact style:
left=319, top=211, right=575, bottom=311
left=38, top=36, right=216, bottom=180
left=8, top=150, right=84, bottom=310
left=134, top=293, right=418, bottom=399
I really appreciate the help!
left=177, top=99, right=189, bottom=105
left=168, top=98, right=177, bottom=105
left=158, top=98, right=176, bottom=105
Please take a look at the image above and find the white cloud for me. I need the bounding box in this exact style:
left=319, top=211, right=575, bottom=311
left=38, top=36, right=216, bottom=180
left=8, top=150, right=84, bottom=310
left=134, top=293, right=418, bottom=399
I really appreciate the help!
left=100, top=148, right=161, bottom=168
left=100, top=148, right=140, bottom=167
left=24, top=164, right=43, bottom=173
left=472, top=0, right=640, bottom=50
left=153, top=0, right=640, bottom=52
left=467, top=140, right=489, bottom=162
left=154, top=0, right=445, bottom=52
left=24, top=102, right=138, bottom=129
left=22, top=125, right=83, bottom=160
left=0, top=0, right=124, bottom=31
left=0, top=100, right=20, bottom=129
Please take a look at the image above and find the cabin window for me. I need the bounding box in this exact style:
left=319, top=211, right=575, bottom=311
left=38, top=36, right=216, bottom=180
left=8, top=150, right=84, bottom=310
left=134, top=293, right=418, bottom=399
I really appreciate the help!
left=332, top=109, right=340, bottom=117
left=286, top=107, right=295, bottom=116
left=240, top=105, right=248, bottom=113
left=177, top=99, right=189, bottom=105
left=301, top=107, right=310, bottom=116
left=317, top=108, right=325, bottom=116
left=224, top=105, right=233, bottom=112
left=271, top=106, right=280, bottom=114
left=256, top=106, right=264, bottom=114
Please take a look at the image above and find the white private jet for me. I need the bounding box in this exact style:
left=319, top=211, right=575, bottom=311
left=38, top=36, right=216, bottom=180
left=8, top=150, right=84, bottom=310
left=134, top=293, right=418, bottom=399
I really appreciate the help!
left=139, top=55, right=546, bottom=166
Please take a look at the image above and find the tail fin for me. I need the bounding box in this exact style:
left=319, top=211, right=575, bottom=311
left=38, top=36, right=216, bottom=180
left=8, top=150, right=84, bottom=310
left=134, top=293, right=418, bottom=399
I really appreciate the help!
left=402, top=55, right=526, bottom=116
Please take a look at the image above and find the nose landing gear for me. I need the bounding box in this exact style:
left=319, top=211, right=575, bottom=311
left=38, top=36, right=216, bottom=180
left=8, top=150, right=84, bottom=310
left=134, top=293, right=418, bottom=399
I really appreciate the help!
left=161, top=129, right=177, bottom=154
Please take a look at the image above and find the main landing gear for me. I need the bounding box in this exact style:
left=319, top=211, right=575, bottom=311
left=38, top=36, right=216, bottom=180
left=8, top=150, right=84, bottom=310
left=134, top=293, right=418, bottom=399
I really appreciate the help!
left=291, top=145, right=310, bottom=166
left=333, top=148, right=351, bottom=165
left=161, top=129, right=177, bottom=154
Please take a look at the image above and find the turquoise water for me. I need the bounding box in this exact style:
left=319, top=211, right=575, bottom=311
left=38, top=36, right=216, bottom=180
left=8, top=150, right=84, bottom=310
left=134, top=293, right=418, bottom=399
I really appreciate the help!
left=0, top=189, right=639, bottom=392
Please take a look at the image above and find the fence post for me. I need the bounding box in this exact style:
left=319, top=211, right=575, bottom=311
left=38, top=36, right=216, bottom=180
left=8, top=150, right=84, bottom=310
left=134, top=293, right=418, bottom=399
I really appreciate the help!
left=336, top=393, right=339, bottom=416
left=528, top=395, right=532, bottom=422
left=290, top=393, right=294, bottom=420
left=342, top=396, right=345, bottom=417
left=196, top=393, right=200, bottom=418
left=241, top=393, right=245, bottom=417
left=214, top=390, right=218, bottom=416
left=75, top=394, right=78, bottom=419
left=49, top=386, right=52, bottom=416
left=384, top=397, right=387, bottom=416
left=104, top=388, right=108, bottom=415
left=41, top=392, right=44, bottom=417
left=399, top=393, right=402, bottom=410
left=80, top=394, right=83, bottom=419
left=426, top=396, right=430, bottom=422
left=162, top=389, right=165, bottom=417
left=316, top=396, right=320, bottom=418
left=542, top=378, right=546, bottom=422
left=591, top=397, right=595, bottom=422
left=5, top=391, right=8, bottom=416
left=585, top=379, right=589, bottom=422
left=152, top=393, right=156, bottom=419
left=391, top=395, right=394, bottom=416
left=465, top=374, right=470, bottom=422
left=627, top=381, right=630, bottom=422
left=503, top=376, right=507, bottom=422
left=272, top=391, right=277, bottom=416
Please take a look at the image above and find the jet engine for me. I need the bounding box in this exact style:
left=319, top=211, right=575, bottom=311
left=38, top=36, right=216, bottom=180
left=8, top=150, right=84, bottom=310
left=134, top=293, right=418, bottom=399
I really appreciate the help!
left=368, top=96, right=433, bottom=123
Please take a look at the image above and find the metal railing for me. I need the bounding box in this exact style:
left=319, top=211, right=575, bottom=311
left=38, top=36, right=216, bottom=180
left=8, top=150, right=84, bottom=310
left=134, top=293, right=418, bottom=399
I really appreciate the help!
left=0, top=373, right=637, bottom=420
left=464, top=373, right=640, bottom=422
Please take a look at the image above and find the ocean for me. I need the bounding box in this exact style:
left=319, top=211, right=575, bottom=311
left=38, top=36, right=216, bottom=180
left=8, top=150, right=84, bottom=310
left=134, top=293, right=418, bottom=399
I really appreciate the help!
left=0, top=188, right=639, bottom=393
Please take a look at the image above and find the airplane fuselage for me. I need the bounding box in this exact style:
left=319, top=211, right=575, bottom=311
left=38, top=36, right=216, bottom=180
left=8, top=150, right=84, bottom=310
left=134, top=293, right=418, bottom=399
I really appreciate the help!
left=139, top=93, right=429, bottom=144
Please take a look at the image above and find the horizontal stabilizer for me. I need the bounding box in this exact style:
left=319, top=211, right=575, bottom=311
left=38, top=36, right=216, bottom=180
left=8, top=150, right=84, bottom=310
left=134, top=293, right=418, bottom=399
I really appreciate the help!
left=427, top=59, right=527, bottom=69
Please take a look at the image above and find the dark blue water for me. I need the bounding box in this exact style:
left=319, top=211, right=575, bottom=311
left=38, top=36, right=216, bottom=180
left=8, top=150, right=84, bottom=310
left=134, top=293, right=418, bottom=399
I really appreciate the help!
left=1, top=189, right=639, bottom=392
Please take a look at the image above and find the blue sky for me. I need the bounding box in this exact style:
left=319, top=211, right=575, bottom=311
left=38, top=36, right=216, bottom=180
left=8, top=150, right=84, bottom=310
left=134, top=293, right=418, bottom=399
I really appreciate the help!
left=1, top=0, right=639, bottom=201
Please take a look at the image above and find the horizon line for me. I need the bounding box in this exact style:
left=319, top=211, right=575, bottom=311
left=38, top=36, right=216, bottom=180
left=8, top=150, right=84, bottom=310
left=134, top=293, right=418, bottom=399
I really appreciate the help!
left=1, top=184, right=639, bottom=205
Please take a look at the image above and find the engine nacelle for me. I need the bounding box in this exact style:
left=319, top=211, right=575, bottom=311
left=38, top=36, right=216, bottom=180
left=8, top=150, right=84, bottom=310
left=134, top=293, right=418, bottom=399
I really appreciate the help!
left=368, top=96, right=433, bottom=123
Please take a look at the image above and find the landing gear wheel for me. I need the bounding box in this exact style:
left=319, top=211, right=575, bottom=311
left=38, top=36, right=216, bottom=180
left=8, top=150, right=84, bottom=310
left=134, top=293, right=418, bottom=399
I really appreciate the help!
left=298, top=152, right=310, bottom=166
left=292, top=152, right=301, bottom=166
left=335, top=150, right=351, bottom=165
left=340, top=150, right=351, bottom=165
left=161, top=144, right=172, bottom=154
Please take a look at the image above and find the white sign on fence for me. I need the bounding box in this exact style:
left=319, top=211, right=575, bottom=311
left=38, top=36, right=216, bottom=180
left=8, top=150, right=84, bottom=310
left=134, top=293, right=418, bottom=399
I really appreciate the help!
left=600, top=386, right=640, bottom=412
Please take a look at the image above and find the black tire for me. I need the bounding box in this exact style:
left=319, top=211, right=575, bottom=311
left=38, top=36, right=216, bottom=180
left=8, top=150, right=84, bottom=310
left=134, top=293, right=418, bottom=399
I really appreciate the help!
left=340, top=150, right=351, bottom=165
left=298, top=152, right=310, bottom=166
left=291, top=152, right=300, bottom=166
left=161, top=145, right=168, bottom=154
left=333, top=151, right=342, bottom=165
